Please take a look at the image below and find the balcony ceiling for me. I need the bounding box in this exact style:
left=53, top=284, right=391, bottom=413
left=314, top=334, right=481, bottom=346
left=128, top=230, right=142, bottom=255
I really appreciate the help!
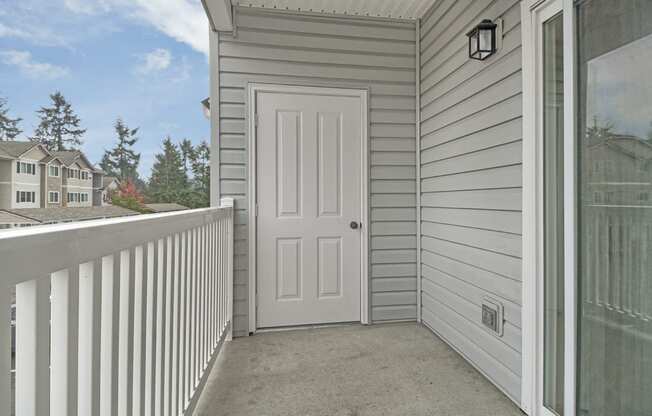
left=232, top=0, right=436, bottom=20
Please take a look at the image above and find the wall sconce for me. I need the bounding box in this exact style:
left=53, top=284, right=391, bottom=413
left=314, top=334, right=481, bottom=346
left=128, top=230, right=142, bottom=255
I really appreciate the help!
left=467, top=19, right=498, bottom=61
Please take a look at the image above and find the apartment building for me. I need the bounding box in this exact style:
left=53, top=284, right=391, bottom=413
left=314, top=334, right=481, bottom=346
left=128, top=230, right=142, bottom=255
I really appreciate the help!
left=0, top=141, right=104, bottom=210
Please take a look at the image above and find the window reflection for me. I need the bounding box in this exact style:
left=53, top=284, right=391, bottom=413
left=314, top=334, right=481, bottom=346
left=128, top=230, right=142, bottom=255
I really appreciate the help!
left=577, top=1, right=652, bottom=414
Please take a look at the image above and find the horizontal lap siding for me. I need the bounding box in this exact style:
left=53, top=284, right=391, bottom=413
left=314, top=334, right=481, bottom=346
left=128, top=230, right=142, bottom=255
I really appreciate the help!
left=218, top=8, right=418, bottom=336
left=418, top=0, right=523, bottom=403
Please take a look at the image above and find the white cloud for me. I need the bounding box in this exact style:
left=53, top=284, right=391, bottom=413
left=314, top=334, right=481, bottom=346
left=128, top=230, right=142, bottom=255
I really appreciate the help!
left=64, top=0, right=209, bottom=55
left=0, top=50, right=70, bottom=79
left=136, top=48, right=172, bottom=74
left=0, top=22, right=69, bottom=47
left=63, top=0, right=111, bottom=15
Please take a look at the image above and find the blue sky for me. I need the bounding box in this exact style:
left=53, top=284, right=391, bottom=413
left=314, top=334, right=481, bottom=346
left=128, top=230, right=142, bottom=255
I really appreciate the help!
left=0, top=0, right=210, bottom=178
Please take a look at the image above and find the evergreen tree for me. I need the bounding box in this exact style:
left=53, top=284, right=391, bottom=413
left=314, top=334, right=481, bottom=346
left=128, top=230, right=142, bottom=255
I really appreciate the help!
left=101, top=118, right=141, bottom=182
left=0, top=96, right=22, bottom=140
left=179, top=138, right=195, bottom=179
left=31, top=92, right=86, bottom=151
left=147, top=137, right=187, bottom=203
left=190, top=140, right=210, bottom=207
left=99, top=153, right=116, bottom=177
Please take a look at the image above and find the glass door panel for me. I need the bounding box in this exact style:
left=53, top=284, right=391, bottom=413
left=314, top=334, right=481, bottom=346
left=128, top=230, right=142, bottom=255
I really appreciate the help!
left=577, top=0, right=652, bottom=414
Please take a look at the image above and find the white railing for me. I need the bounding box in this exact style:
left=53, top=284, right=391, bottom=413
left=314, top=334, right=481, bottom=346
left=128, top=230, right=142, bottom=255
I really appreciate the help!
left=583, top=205, right=652, bottom=322
left=0, top=198, right=234, bottom=416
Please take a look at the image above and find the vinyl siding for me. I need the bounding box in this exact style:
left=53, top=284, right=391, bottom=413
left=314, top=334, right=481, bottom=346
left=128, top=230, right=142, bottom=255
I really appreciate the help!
left=217, top=8, right=418, bottom=336
left=418, top=0, right=523, bottom=404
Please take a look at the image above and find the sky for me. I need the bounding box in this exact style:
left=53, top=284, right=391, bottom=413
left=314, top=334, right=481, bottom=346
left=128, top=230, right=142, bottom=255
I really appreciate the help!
left=0, top=0, right=211, bottom=178
left=586, top=32, right=652, bottom=139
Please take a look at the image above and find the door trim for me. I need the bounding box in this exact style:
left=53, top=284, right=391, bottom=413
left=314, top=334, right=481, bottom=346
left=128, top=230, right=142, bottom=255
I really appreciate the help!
left=246, top=83, right=370, bottom=334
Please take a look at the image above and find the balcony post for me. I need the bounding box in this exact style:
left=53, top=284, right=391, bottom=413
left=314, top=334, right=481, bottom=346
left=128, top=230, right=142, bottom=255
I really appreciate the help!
left=220, top=197, right=234, bottom=341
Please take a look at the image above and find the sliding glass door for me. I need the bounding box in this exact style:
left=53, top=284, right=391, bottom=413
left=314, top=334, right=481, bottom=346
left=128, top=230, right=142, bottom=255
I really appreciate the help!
left=529, top=1, right=652, bottom=414
left=576, top=1, right=652, bottom=415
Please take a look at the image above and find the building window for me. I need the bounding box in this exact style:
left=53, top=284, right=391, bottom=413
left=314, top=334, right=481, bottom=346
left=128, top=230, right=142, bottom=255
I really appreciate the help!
left=67, top=192, right=87, bottom=203
left=68, top=168, right=80, bottom=179
left=81, top=171, right=90, bottom=180
left=16, top=162, right=36, bottom=175
left=48, top=191, right=60, bottom=203
left=15, top=191, right=36, bottom=203
left=48, top=165, right=60, bottom=177
left=637, top=192, right=649, bottom=202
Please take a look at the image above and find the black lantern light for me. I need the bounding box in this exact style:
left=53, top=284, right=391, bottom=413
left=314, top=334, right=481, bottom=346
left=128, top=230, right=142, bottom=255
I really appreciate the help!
left=466, top=19, right=497, bottom=61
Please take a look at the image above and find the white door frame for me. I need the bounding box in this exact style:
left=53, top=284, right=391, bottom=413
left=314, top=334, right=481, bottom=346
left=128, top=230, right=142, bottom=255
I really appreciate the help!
left=522, top=0, right=577, bottom=415
left=246, top=83, right=370, bottom=334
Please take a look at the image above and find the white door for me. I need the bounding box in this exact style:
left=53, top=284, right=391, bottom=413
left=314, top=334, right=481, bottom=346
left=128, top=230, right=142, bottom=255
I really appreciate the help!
left=256, top=88, right=364, bottom=328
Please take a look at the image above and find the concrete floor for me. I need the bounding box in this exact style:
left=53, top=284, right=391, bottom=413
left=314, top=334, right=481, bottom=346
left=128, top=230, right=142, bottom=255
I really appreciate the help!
left=194, top=322, right=523, bottom=416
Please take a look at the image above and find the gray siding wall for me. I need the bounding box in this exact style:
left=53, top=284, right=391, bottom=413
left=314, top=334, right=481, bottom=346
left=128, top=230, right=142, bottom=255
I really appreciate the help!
left=217, top=8, right=418, bottom=336
left=0, top=159, right=12, bottom=209
left=418, top=0, right=523, bottom=403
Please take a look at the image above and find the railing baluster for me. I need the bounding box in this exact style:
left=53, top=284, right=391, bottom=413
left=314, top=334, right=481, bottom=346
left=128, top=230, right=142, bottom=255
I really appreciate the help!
left=0, top=284, right=10, bottom=416
left=197, top=226, right=204, bottom=374
left=164, top=236, right=174, bottom=416
left=99, top=254, right=121, bottom=416
left=155, top=239, right=166, bottom=416
left=204, top=225, right=209, bottom=366
left=188, top=228, right=196, bottom=395
left=51, top=266, right=80, bottom=416
left=79, top=260, right=102, bottom=415
left=145, top=241, right=158, bottom=416
left=193, top=227, right=204, bottom=384
left=209, top=222, right=215, bottom=351
left=133, top=245, right=147, bottom=415
left=227, top=205, right=234, bottom=340
left=219, top=219, right=224, bottom=340
left=184, top=229, right=193, bottom=405
left=171, top=233, right=181, bottom=416
left=118, top=250, right=136, bottom=416
left=178, top=231, right=188, bottom=413
left=16, top=277, right=50, bottom=416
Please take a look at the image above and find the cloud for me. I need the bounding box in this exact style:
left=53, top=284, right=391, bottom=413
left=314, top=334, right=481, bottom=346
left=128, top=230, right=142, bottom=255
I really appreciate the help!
left=0, top=22, right=69, bottom=48
left=64, top=0, right=209, bottom=55
left=0, top=50, right=70, bottom=79
left=136, top=48, right=172, bottom=74
left=63, top=0, right=111, bottom=15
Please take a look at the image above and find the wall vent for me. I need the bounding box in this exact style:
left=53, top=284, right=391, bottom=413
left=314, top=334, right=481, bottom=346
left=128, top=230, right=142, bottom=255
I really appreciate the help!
left=481, top=297, right=504, bottom=337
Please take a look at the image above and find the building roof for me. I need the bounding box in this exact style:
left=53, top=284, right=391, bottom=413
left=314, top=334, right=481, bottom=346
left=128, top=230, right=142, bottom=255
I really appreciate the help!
left=103, top=176, right=120, bottom=188
left=0, top=141, right=41, bottom=159
left=40, top=155, right=64, bottom=164
left=51, top=150, right=82, bottom=165
left=4, top=206, right=139, bottom=224
left=0, top=210, right=40, bottom=225
left=145, top=203, right=190, bottom=213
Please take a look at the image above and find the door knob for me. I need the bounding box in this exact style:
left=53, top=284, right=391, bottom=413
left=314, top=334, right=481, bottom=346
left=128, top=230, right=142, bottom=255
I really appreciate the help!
left=350, top=221, right=360, bottom=230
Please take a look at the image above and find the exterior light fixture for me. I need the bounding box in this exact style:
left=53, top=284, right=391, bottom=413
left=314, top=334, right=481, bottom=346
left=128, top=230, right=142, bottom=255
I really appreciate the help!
left=467, top=19, right=498, bottom=61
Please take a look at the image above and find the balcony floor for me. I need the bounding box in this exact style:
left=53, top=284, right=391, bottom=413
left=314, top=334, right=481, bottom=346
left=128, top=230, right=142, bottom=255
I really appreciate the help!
left=194, top=322, right=523, bottom=416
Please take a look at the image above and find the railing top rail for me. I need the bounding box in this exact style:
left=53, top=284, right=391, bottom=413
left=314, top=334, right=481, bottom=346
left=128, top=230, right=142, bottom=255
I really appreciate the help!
left=0, top=205, right=233, bottom=287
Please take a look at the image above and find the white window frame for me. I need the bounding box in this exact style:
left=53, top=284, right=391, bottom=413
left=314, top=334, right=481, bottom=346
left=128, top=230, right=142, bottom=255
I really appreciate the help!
left=522, top=0, right=577, bottom=415
left=16, top=161, right=37, bottom=176
left=246, top=83, right=370, bottom=334
left=49, top=191, right=60, bottom=203
left=16, top=190, right=36, bottom=204
left=49, top=165, right=60, bottom=177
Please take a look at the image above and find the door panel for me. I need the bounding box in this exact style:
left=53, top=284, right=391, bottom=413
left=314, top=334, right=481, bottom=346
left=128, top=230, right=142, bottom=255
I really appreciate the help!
left=257, top=90, right=363, bottom=328
left=576, top=1, right=652, bottom=414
